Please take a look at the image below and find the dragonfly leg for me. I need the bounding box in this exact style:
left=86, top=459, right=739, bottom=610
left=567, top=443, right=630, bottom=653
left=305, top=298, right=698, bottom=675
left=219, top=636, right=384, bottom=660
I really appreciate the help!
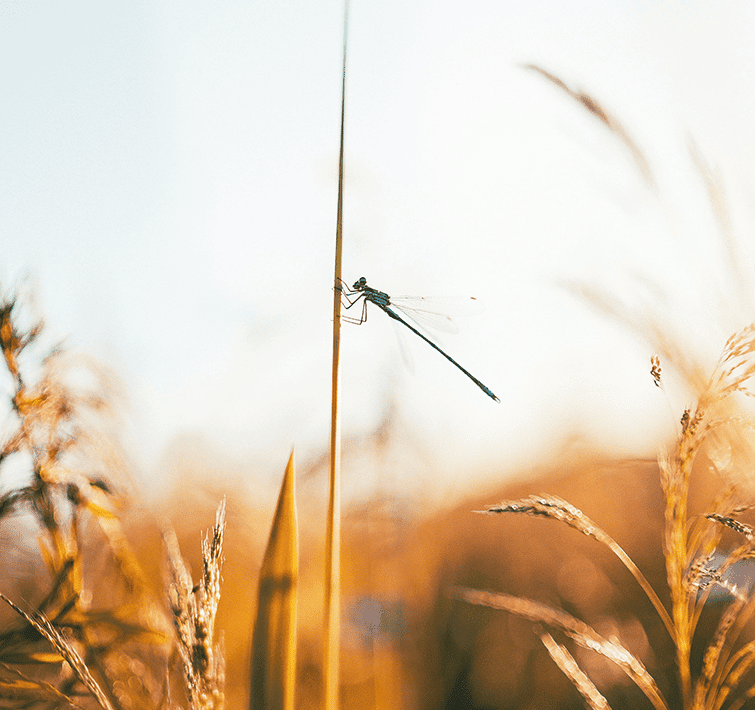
left=340, top=295, right=368, bottom=324
left=335, top=277, right=364, bottom=307
left=339, top=289, right=369, bottom=313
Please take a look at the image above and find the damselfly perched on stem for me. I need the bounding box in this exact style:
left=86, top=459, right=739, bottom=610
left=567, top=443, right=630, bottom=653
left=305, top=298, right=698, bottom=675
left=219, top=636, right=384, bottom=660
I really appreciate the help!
left=337, top=277, right=499, bottom=402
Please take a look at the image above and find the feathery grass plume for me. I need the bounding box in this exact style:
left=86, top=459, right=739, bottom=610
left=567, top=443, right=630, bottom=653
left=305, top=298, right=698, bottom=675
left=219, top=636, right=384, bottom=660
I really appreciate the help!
left=165, top=498, right=226, bottom=710
left=521, top=70, right=755, bottom=707
left=659, top=323, right=755, bottom=705
left=325, top=3, right=349, bottom=708
left=250, top=452, right=298, bottom=710
left=537, top=72, right=749, bottom=405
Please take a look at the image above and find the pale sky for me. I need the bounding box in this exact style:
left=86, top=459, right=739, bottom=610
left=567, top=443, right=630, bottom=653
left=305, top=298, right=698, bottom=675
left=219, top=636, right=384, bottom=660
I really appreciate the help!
left=4, top=1, right=755, bottom=506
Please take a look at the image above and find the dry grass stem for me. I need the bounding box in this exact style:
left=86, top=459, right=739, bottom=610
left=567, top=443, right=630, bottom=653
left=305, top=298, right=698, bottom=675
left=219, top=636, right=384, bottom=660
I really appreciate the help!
left=538, top=630, right=612, bottom=710
left=324, top=4, right=349, bottom=708
left=0, top=593, right=115, bottom=710
left=451, top=586, right=669, bottom=710
left=524, top=64, right=656, bottom=188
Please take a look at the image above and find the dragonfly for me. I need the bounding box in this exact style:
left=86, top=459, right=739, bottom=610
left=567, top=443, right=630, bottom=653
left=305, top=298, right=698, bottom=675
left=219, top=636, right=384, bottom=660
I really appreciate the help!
left=337, top=277, right=499, bottom=402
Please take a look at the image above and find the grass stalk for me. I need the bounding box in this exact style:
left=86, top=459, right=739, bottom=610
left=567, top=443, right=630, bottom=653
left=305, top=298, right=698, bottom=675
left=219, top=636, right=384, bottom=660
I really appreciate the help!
left=324, top=3, right=348, bottom=709
left=538, top=630, right=611, bottom=710
left=663, top=435, right=696, bottom=706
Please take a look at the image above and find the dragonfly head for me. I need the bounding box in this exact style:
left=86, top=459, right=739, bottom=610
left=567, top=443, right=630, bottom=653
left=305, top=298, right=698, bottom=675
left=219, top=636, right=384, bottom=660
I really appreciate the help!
left=352, top=277, right=367, bottom=291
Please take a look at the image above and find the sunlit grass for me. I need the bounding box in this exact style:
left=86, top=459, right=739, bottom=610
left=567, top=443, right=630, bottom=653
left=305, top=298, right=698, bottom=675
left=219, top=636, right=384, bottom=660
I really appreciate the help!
left=0, top=288, right=226, bottom=709
left=449, top=71, right=755, bottom=710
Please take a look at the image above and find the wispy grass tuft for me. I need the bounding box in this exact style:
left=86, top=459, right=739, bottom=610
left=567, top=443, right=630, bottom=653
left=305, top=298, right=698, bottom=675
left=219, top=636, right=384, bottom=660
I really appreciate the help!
left=0, top=284, right=227, bottom=710
left=524, top=63, right=656, bottom=189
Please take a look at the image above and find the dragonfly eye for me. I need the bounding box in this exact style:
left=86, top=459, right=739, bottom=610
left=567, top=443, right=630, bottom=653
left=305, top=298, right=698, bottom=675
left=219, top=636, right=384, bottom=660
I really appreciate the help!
left=353, top=277, right=367, bottom=290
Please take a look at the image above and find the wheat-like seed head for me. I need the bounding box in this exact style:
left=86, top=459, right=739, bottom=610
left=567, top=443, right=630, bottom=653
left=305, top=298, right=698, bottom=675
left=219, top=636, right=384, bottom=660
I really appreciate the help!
left=165, top=498, right=226, bottom=710
left=479, top=495, right=603, bottom=543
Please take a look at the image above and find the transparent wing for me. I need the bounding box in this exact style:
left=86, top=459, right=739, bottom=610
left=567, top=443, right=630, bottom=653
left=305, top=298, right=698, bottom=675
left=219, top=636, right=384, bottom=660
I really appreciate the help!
left=391, top=295, right=484, bottom=317
left=389, top=296, right=483, bottom=335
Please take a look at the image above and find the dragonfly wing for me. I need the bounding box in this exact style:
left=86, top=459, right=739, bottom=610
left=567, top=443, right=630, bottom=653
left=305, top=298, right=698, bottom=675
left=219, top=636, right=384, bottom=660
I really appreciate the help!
left=391, top=304, right=459, bottom=334
left=390, top=295, right=484, bottom=317
left=390, top=296, right=483, bottom=335
left=393, top=322, right=416, bottom=374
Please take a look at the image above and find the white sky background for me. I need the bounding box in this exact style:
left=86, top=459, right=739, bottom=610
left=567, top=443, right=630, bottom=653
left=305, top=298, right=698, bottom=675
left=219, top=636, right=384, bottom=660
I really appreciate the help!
left=4, top=1, right=755, bottom=507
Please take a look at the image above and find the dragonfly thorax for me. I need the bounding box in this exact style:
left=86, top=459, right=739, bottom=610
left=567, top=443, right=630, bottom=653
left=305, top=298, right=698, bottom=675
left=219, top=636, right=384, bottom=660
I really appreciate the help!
left=352, top=277, right=391, bottom=306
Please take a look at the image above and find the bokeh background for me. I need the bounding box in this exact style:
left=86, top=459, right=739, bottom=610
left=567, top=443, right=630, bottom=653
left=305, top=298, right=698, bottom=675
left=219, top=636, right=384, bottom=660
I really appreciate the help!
left=6, top=2, right=755, bottom=709
left=5, top=1, right=755, bottom=508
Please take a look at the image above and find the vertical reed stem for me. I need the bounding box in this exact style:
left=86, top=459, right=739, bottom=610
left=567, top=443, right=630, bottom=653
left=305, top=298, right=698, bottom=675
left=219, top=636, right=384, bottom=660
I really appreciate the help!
left=324, top=4, right=348, bottom=708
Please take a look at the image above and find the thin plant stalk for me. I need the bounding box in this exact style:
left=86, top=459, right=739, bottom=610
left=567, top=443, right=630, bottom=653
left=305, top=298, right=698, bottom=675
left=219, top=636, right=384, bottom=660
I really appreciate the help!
left=664, top=442, right=695, bottom=707
left=324, top=3, right=349, bottom=708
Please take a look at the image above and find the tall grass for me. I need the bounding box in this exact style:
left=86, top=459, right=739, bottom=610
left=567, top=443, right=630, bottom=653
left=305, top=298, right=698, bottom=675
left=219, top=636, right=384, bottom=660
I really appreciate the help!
left=0, top=288, right=226, bottom=710
left=452, top=71, right=755, bottom=710
left=454, top=331, right=755, bottom=709
left=325, top=3, right=350, bottom=708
